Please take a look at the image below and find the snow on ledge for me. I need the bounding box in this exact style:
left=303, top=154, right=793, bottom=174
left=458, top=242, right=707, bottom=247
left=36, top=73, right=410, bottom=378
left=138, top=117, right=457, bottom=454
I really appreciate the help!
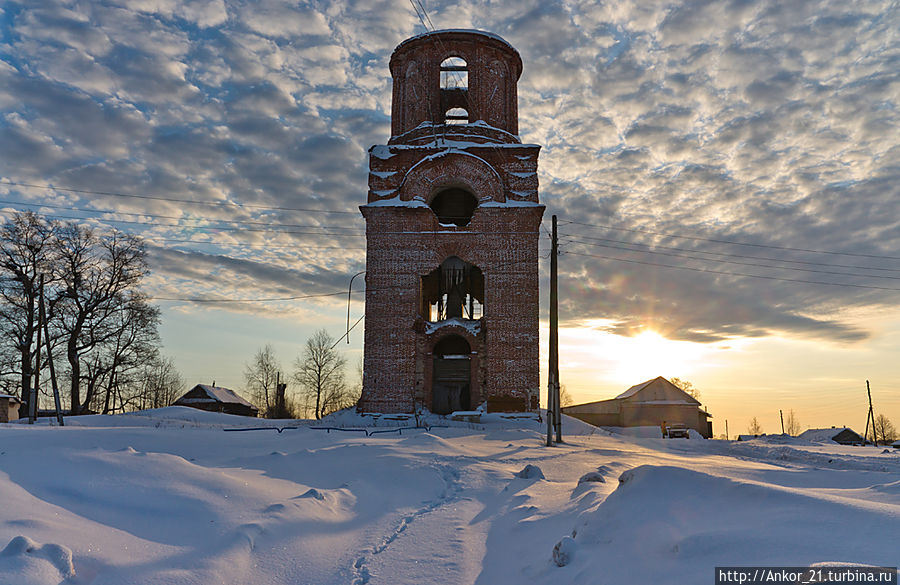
left=425, top=317, right=482, bottom=336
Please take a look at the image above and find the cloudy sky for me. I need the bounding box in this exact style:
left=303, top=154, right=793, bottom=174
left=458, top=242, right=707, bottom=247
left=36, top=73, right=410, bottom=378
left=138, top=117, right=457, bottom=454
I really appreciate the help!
left=2, top=0, right=898, bottom=434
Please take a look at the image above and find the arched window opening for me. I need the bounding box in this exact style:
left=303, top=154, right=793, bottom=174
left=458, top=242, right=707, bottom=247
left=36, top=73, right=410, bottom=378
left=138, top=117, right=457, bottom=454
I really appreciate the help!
left=420, top=256, right=485, bottom=322
left=445, top=107, right=469, bottom=125
left=429, top=187, right=477, bottom=226
left=440, top=57, right=467, bottom=89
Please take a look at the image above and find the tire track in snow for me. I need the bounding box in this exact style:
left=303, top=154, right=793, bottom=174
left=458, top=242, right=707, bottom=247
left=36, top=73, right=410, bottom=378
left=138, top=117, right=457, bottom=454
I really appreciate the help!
left=350, top=463, right=463, bottom=585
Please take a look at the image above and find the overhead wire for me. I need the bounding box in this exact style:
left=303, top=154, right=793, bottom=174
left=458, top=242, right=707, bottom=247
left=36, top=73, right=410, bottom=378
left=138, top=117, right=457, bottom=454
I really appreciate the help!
left=565, top=249, right=900, bottom=292
left=563, top=219, right=900, bottom=261
left=562, top=237, right=900, bottom=281
left=562, top=234, right=900, bottom=273
left=0, top=180, right=359, bottom=214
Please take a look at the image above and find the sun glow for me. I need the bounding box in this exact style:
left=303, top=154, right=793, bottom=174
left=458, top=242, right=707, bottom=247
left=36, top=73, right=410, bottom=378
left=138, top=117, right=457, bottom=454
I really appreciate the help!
left=555, top=321, right=721, bottom=398
left=607, top=330, right=703, bottom=384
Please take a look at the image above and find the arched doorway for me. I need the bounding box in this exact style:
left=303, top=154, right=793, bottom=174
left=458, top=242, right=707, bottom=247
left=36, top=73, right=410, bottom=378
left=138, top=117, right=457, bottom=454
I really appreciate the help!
left=432, top=335, right=471, bottom=414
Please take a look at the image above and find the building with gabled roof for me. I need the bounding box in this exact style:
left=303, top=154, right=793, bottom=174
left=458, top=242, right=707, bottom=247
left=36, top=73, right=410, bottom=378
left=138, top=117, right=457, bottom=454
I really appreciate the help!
left=173, top=384, right=258, bottom=417
left=799, top=427, right=865, bottom=445
left=562, top=376, right=713, bottom=438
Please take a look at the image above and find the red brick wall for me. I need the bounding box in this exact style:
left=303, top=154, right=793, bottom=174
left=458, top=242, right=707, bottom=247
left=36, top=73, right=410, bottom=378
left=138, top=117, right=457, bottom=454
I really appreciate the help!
left=358, top=31, right=544, bottom=414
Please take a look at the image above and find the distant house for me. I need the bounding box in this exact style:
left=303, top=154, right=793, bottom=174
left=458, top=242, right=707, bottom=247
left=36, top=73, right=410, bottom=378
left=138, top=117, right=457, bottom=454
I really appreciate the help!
left=561, top=376, right=713, bottom=438
left=173, top=384, right=259, bottom=417
left=0, top=394, right=22, bottom=423
left=799, top=427, right=865, bottom=446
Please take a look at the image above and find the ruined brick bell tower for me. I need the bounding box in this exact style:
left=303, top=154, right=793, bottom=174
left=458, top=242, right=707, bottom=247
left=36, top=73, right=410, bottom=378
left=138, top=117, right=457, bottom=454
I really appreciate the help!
left=358, top=30, right=544, bottom=414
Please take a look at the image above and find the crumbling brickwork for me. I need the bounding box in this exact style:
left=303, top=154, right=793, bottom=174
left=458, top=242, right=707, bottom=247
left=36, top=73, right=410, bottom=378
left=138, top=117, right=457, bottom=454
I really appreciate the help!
left=358, top=30, right=544, bottom=414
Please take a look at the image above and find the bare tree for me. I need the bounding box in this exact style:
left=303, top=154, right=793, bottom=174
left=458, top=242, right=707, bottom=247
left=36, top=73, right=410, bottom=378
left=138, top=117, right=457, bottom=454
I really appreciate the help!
left=133, top=355, right=184, bottom=410
left=53, top=225, right=151, bottom=414
left=244, top=344, right=281, bottom=418
left=0, top=212, right=57, bottom=409
left=748, top=417, right=763, bottom=435
left=670, top=377, right=701, bottom=401
left=293, top=329, right=354, bottom=420
left=560, top=383, right=574, bottom=407
left=784, top=409, right=801, bottom=436
left=97, top=299, right=161, bottom=414
left=874, top=414, right=896, bottom=445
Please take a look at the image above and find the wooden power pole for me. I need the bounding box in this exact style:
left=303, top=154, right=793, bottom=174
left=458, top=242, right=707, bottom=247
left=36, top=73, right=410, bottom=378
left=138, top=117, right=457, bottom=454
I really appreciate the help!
left=547, top=215, right=561, bottom=446
left=864, top=380, right=877, bottom=447
left=29, top=274, right=43, bottom=424
left=780, top=409, right=785, bottom=434
left=38, top=276, right=64, bottom=426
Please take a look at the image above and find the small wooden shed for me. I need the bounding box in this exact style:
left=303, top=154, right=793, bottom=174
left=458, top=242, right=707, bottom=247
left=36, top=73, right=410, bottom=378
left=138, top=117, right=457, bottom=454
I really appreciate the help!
left=173, top=384, right=259, bottom=417
left=0, top=394, right=22, bottom=423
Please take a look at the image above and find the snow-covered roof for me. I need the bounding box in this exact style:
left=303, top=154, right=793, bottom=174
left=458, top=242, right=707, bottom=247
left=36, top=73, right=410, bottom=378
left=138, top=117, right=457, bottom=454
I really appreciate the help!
left=798, top=428, right=860, bottom=443
left=615, top=379, right=657, bottom=399
left=614, top=377, right=700, bottom=405
left=397, top=29, right=519, bottom=55
left=182, top=385, right=256, bottom=409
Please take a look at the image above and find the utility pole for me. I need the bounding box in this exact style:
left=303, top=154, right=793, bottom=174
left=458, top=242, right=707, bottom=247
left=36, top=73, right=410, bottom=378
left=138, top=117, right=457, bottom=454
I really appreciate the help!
left=780, top=409, right=785, bottom=435
left=29, top=274, right=43, bottom=424
left=725, top=419, right=729, bottom=441
left=39, top=276, right=64, bottom=426
left=547, top=215, right=560, bottom=446
left=551, top=216, right=562, bottom=444
left=865, top=380, right=877, bottom=447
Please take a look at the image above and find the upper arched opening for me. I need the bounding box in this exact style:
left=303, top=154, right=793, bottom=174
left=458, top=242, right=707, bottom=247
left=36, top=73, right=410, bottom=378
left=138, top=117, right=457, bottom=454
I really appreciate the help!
left=440, top=57, right=467, bottom=89
left=430, top=187, right=478, bottom=226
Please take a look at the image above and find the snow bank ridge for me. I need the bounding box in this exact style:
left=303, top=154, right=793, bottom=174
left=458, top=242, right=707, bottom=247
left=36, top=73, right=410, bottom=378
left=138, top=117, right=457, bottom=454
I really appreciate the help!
left=0, top=535, right=75, bottom=581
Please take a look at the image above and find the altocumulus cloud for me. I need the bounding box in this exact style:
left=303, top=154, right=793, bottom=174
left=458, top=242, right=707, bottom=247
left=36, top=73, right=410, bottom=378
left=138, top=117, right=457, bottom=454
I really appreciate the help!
left=0, top=0, right=897, bottom=344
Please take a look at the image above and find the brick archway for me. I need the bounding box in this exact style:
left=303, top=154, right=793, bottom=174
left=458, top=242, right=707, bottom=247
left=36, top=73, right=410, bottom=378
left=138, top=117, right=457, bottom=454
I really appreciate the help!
left=399, top=150, right=506, bottom=204
left=424, top=326, right=482, bottom=414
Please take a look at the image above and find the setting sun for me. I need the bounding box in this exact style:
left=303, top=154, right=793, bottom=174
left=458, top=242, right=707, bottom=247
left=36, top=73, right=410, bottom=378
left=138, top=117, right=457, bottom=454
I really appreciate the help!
left=553, top=321, right=720, bottom=401
left=607, top=330, right=706, bottom=384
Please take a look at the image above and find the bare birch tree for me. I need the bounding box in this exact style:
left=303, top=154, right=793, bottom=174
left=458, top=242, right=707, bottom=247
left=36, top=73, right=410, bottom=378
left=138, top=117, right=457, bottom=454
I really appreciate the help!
left=293, top=329, right=353, bottom=420
left=748, top=417, right=763, bottom=435
left=784, top=409, right=801, bottom=436
left=244, top=344, right=281, bottom=418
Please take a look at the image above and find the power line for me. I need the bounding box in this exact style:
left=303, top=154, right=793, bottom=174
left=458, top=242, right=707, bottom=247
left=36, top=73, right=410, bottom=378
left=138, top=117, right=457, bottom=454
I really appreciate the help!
left=565, top=250, right=900, bottom=292
left=0, top=180, right=359, bottom=214
left=0, top=209, right=541, bottom=238
left=0, top=209, right=366, bottom=235
left=148, top=254, right=543, bottom=303
left=563, top=219, right=900, bottom=261
left=0, top=204, right=363, bottom=231
left=151, top=290, right=349, bottom=303
left=562, top=234, right=900, bottom=273
left=563, top=237, right=900, bottom=281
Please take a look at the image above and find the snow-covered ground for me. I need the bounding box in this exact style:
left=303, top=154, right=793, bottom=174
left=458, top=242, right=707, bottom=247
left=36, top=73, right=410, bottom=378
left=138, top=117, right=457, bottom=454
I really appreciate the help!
left=1, top=407, right=898, bottom=585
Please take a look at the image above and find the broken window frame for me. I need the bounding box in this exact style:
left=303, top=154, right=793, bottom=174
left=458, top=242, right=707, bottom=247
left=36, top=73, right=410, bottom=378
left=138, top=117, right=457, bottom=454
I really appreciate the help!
left=420, top=256, right=485, bottom=322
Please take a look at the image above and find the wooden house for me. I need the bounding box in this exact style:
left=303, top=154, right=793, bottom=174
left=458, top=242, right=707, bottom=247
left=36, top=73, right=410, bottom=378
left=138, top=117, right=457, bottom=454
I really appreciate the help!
left=562, top=376, right=712, bottom=438
left=173, top=384, right=259, bottom=417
